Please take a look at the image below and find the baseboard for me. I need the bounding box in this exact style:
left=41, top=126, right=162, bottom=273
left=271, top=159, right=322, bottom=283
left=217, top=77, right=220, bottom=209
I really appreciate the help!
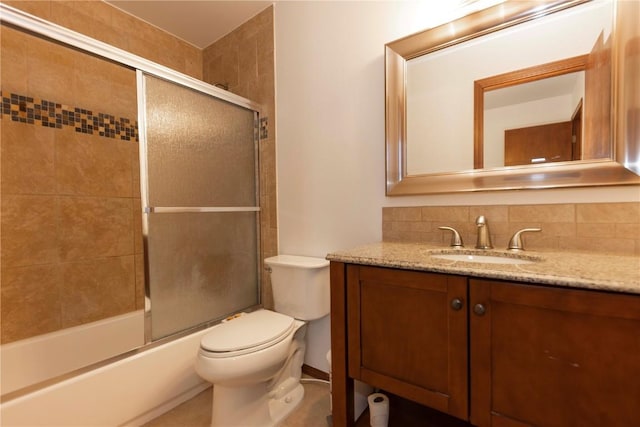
left=302, top=364, right=330, bottom=381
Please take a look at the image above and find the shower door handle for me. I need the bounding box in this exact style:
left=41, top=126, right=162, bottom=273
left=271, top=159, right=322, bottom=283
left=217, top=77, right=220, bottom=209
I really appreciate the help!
left=145, top=206, right=261, bottom=213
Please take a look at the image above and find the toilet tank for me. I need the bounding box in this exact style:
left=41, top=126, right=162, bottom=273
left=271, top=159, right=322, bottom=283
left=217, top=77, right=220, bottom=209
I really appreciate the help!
left=264, top=255, right=330, bottom=321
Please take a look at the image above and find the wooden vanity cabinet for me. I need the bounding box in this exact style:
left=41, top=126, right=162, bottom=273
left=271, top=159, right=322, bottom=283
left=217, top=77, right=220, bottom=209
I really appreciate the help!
left=330, top=262, right=640, bottom=427
left=345, top=264, right=468, bottom=420
left=470, top=279, right=640, bottom=427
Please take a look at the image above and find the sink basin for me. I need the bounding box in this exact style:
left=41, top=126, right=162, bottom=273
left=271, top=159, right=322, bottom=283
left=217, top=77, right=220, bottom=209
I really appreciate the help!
left=430, top=253, right=537, bottom=265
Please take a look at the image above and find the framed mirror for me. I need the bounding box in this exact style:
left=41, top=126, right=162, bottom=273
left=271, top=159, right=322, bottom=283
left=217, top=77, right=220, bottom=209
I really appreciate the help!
left=385, top=0, right=640, bottom=195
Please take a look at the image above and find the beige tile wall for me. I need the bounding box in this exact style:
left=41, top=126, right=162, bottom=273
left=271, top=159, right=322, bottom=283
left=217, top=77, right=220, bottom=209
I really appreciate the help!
left=202, top=7, right=277, bottom=310
left=1, top=23, right=143, bottom=343
left=3, top=0, right=203, bottom=79
left=1, top=2, right=277, bottom=345
left=383, top=202, right=640, bottom=256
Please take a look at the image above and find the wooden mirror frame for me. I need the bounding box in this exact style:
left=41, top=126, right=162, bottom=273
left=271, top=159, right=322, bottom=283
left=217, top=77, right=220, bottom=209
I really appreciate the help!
left=474, top=55, right=589, bottom=169
left=385, top=0, right=640, bottom=196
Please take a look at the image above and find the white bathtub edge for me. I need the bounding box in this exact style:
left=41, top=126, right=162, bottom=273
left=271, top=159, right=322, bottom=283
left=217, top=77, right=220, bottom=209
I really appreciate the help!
left=1, top=310, right=145, bottom=395
left=0, top=326, right=213, bottom=426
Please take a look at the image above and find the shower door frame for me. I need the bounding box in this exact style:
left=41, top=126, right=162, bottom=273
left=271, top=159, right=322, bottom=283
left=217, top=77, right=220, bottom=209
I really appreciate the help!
left=137, top=71, right=263, bottom=342
left=0, top=1, right=264, bottom=374
left=0, top=4, right=261, bottom=113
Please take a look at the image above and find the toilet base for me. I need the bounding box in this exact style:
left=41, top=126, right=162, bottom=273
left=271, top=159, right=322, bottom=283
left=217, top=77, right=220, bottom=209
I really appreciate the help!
left=202, top=319, right=309, bottom=426
left=269, top=382, right=304, bottom=426
left=210, top=382, right=304, bottom=427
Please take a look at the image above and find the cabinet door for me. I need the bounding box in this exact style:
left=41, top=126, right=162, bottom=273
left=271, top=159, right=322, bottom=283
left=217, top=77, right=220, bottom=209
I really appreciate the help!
left=470, top=279, right=640, bottom=427
left=347, top=265, right=468, bottom=420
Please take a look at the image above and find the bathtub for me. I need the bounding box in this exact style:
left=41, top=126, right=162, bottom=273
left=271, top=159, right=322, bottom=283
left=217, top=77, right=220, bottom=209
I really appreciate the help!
left=1, top=315, right=213, bottom=426
left=1, top=310, right=146, bottom=395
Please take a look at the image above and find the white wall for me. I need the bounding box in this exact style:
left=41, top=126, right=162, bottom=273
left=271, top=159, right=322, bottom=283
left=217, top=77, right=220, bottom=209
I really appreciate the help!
left=274, top=1, right=640, bottom=374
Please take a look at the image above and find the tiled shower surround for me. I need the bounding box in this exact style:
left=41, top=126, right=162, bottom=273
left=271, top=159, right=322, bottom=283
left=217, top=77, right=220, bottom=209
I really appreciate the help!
left=383, top=202, right=640, bottom=256
left=1, top=3, right=278, bottom=346
left=1, top=92, right=138, bottom=140
left=203, top=7, right=278, bottom=309
left=1, top=1, right=203, bottom=81
left=0, top=25, right=143, bottom=344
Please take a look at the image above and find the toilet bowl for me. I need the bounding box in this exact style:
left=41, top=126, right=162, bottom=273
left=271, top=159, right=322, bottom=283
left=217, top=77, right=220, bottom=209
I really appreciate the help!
left=195, top=255, right=330, bottom=427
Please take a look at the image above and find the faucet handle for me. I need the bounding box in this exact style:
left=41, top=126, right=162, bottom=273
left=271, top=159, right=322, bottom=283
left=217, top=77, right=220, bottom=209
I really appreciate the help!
left=438, top=226, right=464, bottom=248
left=507, top=228, right=542, bottom=251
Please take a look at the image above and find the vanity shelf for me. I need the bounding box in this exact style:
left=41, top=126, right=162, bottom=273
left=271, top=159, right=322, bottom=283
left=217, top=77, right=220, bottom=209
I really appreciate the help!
left=354, top=391, right=470, bottom=427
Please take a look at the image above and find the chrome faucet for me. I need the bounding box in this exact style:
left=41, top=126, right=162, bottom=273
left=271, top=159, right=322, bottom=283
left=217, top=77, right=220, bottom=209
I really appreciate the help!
left=475, top=215, right=493, bottom=249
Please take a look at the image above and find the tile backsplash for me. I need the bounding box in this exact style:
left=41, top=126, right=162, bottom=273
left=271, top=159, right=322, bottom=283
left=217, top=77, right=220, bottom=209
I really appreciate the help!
left=383, top=202, right=640, bottom=256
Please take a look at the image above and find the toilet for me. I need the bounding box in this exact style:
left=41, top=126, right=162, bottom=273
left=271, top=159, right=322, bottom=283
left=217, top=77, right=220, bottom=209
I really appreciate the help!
left=195, top=255, right=330, bottom=427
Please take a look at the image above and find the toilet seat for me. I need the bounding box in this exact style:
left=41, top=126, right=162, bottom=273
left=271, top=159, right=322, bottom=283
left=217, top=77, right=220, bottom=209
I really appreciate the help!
left=200, top=310, right=295, bottom=358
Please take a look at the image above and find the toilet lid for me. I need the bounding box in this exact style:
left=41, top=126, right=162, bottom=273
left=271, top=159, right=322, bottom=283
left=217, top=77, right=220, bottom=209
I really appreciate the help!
left=200, top=310, right=294, bottom=354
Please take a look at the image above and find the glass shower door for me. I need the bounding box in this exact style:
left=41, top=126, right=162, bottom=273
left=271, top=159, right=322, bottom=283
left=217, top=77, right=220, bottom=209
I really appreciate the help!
left=139, top=73, right=260, bottom=340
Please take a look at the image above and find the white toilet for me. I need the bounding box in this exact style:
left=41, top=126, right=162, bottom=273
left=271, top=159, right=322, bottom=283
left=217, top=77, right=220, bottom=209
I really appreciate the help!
left=195, top=255, right=330, bottom=427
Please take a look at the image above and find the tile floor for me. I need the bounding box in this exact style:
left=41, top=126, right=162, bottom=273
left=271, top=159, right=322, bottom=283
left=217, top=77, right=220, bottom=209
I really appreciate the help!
left=143, top=378, right=332, bottom=427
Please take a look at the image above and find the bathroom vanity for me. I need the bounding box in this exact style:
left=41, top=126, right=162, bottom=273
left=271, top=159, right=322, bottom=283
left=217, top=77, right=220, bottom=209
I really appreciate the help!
left=327, top=243, right=640, bottom=427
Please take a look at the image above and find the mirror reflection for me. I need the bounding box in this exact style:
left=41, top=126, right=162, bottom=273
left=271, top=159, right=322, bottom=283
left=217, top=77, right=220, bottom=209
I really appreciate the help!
left=406, top=0, right=613, bottom=176
left=484, top=72, right=585, bottom=167
left=474, top=47, right=614, bottom=170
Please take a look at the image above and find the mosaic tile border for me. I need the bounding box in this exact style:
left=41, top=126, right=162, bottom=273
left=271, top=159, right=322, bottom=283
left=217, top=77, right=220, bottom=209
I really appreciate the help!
left=1, top=91, right=138, bottom=141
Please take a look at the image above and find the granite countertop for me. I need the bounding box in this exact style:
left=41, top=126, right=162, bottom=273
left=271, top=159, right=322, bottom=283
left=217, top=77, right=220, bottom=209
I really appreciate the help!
left=326, top=242, right=640, bottom=295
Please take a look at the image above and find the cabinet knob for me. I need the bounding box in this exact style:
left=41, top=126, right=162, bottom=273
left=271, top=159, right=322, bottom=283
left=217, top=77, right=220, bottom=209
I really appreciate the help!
left=451, top=298, right=464, bottom=311
left=473, top=303, right=486, bottom=316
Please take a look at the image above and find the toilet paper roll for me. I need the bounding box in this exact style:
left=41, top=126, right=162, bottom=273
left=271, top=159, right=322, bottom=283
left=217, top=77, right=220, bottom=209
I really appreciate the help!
left=367, top=392, right=389, bottom=427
